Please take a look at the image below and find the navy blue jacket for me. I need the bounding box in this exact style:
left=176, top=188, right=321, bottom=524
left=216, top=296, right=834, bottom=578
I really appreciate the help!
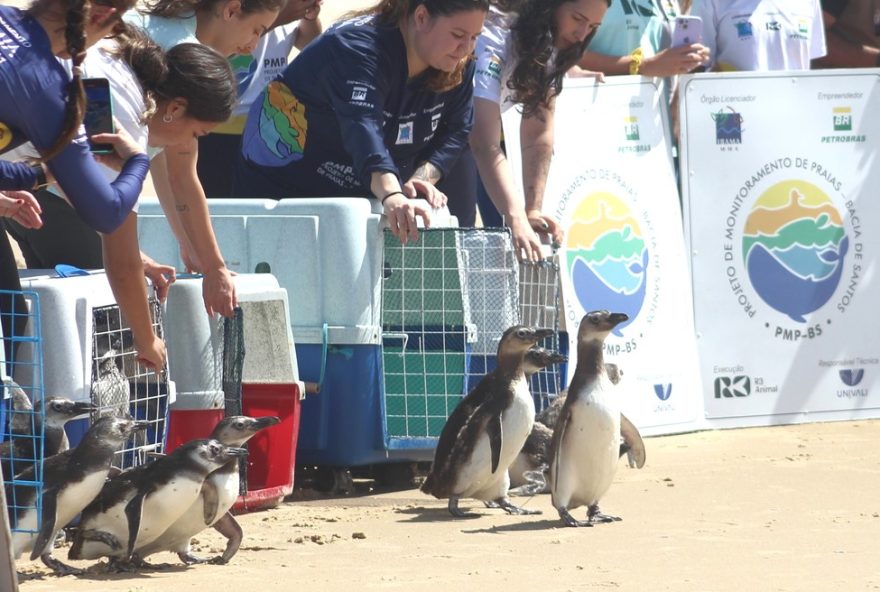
left=0, top=6, right=148, bottom=233
left=237, top=16, right=475, bottom=198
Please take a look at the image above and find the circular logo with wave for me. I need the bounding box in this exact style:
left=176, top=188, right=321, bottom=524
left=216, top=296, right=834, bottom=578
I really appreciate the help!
left=565, top=192, right=648, bottom=336
left=743, top=180, right=849, bottom=323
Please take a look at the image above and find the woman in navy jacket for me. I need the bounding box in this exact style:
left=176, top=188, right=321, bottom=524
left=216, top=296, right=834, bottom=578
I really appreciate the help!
left=235, top=0, right=489, bottom=243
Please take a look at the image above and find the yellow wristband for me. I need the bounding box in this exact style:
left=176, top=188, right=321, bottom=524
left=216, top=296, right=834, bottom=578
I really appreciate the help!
left=629, top=47, right=644, bottom=75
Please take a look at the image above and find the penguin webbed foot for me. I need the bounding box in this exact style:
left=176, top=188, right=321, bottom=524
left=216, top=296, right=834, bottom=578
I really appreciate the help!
left=558, top=506, right=593, bottom=527
left=208, top=555, right=230, bottom=565
left=587, top=504, right=621, bottom=524
left=130, top=553, right=175, bottom=571
left=107, top=557, right=140, bottom=573
left=448, top=497, right=480, bottom=519
left=482, top=500, right=500, bottom=508
left=40, top=553, right=84, bottom=577
left=495, top=497, right=541, bottom=515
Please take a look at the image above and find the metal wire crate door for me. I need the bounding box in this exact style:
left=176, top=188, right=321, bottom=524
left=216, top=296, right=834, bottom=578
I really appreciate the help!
left=380, top=228, right=519, bottom=445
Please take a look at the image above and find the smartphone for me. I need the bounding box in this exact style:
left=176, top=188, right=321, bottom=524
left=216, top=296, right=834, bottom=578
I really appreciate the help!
left=82, top=77, right=115, bottom=154
left=671, top=15, right=703, bottom=48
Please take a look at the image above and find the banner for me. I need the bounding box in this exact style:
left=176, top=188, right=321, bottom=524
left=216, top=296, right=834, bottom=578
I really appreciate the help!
left=504, top=77, right=704, bottom=436
left=680, top=70, right=880, bottom=427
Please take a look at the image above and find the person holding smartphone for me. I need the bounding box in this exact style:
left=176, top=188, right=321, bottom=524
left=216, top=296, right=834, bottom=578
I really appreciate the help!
left=0, top=0, right=165, bottom=372
left=574, top=0, right=709, bottom=80
left=693, top=0, right=826, bottom=71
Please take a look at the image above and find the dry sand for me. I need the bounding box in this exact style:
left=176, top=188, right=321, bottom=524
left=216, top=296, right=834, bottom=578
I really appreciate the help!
left=13, top=419, right=880, bottom=591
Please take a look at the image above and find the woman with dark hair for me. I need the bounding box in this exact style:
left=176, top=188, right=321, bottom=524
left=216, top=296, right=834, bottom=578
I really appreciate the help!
left=453, top=0, right=610, bottom=261
left=0, top=0, right=162, bottom=370
left=233, top=0, right=489, bottom=243
left=121, top=0, right=285, bottom=318
left=7, top=28, right=238, bottom=319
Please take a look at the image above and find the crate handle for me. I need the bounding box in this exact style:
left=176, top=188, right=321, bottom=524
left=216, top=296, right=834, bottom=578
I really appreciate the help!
left=382, top=332, right=409, bottom=356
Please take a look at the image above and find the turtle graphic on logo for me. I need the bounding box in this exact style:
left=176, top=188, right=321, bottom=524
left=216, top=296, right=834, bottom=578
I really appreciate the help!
left=565, top=192, right=648, bottom=336
left=244, top=81, right=308, bottom=165
left=743, top=180, right=848, bottom=323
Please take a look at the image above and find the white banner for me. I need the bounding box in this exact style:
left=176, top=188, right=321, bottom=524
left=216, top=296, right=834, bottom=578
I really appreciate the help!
left=680, top=69, right=880, bottom=427
left=504, top=77, right=704, bottom=436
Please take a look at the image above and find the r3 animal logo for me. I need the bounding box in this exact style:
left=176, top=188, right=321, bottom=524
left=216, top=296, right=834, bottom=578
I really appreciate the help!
left=713, top=375, right=751, bottom=398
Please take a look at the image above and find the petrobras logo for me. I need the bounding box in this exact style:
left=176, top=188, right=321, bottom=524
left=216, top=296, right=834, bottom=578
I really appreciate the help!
left=833, top=106, right=852, bottom=131
left=624, top=116, right=640, bottom=141
left=714, top=375, right=751, bottom=398
left=351, top=86, right=368, bottom=101
left=721, top=157, right=866, bottom=342
left=556, top=168, right=660, bottom=357
left=712, top=107, right=744, bottom=148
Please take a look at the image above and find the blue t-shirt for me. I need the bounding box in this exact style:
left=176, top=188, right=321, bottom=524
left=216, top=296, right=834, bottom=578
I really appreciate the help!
left=237, top=17, right=475, bottom=198
left=0, top=6, right=148, bottom=233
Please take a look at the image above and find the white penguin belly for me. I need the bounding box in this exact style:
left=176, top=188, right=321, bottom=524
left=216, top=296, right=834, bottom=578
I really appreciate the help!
left=139, top=472, right=239, bottom=556
left=456, top=379, right=535, bottom=500
left=12, top=471, right=108, bottom=559
left=553, top=394, right=620, bottom=509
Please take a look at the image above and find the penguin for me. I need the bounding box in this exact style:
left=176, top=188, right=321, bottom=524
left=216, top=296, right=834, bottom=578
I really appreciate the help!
left=421, top=325, right=554, bottom=517
left=507, top=347, right=568, bottom=496
left=1, top=397, right=96, bottom=480
left=90, top=348, right=131, bottom=422
left=549, top=310, right=646, bottom=527
left=68, top=439, right=247, bottom=569
left=536, top=363, right=622, bottom=429
left=134, top=415, right=280, bottom=566
left=5, top=415, right=147, bottom=576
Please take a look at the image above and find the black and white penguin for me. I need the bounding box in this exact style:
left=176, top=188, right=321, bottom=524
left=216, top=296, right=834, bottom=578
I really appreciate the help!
left=421, top=325, right=554, bottom=517
left=1, top=397, right=96, bottom=479
left=507, top=347, right=568, bottom=495
left=68, top=439, right=247, bottom=568
left=549, top=310, right=646, bottom=527
left=6, top=415, right=147, bottom=575
left=134, top=415, right=279, bottom=566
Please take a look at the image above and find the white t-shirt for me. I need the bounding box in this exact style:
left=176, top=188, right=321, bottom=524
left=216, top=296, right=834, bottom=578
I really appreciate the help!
left=473, top=7, right=517, bottom=113
left=694, top=0, right=826, bottom=71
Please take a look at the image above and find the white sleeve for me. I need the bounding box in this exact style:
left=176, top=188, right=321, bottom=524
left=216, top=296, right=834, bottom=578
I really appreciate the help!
left=472, top=27, right=507, bottom=105
left=809, top=0, right=827, bottom=60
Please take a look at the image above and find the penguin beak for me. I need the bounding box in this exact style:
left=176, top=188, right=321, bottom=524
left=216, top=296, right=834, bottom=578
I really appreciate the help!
left=608, top=313, right=629, bottom=326
left=531, top=328, right=555, bottom=341
left=132, top=421, right=151, bottom=432
left=255, top=416, right=281, bottom=429
left=224, top=447, right=249, bottom=458
left=73, top=401, right=98, bottom=416
left=549, top=353, right=568, bottom=364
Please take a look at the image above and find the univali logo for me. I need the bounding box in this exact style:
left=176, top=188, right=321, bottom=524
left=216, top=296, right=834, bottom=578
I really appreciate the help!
left=839, top=368, right=864, bottom=387
left=653, top=383, right=672, bottom=401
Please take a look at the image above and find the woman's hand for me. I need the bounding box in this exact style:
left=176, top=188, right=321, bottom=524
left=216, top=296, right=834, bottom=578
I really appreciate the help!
left=134, top=332, right=167, bottom=373
left=509, top=214, right=546, bottom=262
left=91, top=118, right=146, bottom=171
left=641, top=43, right=710, bottom=77
left=403, top=178, right=447, bottom=209
left=202, top=266, right=237, bottom=317
left=0, top=190, right=42, bottom=229
left=383, top=193, right=431, bottom=245
left=142, top=253, right=176, bottom=303
left=526, top=208, right=563, bottom=247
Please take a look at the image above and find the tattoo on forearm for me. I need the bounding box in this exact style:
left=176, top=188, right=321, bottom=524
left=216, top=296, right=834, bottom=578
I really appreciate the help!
left=413, top=162, right=442, bottom=184
left=175, top=204, right=189, bottom=213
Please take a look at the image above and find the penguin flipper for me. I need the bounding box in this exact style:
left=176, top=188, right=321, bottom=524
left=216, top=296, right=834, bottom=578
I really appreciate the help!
left=202, top=481, right=221, bottom=525
left=30, top=486, right=59, bottom=561
left=619, top=413, right=646, bottom=469
left=486, top=414, right=503, bottom=474
left=550, top=406, right=573, bottom=493
left=124, top=493, right=147, bottom=558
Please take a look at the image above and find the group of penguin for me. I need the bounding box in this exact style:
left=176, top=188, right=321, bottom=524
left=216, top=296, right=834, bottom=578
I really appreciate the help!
left=2, top=379, right=280, bottom=576
left=421, top=310, right=647, bottom=527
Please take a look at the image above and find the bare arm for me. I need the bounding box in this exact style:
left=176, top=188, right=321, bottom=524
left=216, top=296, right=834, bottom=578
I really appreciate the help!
left=152, top=142, right=237, bottom=317
left=469, top=97, right=545, bottom=262
left=402, top=161, right=447, bottom=209
left=579, top=45, right=710, bottom=77
left=100, top=213, right=166, bottom=372
left=815, top=12, right=880, bottom=67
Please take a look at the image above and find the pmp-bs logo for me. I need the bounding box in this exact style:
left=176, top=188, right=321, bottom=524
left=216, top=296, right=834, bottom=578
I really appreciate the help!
left=565, top=192, right=648, bottom=339
left=712, top=107, right=744, bottom=146
left=714, top=375, right=751, bottom=398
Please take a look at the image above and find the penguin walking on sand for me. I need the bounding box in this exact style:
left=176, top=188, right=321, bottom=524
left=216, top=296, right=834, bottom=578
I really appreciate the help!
left=507, top=347, right=568, bottom=496
left=134, top=415, right=279, bottom=566
left=1, top=396, right=96, bottom=479
left=549, top=310, right=646, bottom=527
left=5, top=415, right=147, bottom=576
left=69, top=439, right=247, bottom=570
left=421, top=325, right=554, bottom=517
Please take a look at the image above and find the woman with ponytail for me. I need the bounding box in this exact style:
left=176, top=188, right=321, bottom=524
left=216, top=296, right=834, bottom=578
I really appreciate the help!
left=234, top=0, right=489, bottom=244
left=0, top=0, right=165, bottom=371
